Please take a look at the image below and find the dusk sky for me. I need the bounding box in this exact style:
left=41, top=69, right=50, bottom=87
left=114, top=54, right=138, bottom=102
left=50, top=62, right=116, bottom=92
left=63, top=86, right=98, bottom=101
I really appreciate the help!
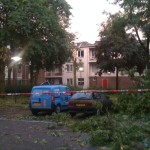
left=66, top=0, right=120, bottom=43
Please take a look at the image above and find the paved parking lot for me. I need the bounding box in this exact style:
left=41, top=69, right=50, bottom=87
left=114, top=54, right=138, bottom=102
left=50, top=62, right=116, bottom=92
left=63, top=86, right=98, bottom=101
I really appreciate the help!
left=0, top=119, right=99, bottom=150
left=0, top=107, right=99, bottom=150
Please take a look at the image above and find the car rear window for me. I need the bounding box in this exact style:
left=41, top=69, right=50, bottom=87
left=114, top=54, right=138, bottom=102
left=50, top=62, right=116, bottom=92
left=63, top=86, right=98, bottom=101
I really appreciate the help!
left=32, top=89, right=50, bottom=95
left=71, top=92, right=92, bottom=100
left=32, top=89, right=42, bottom=95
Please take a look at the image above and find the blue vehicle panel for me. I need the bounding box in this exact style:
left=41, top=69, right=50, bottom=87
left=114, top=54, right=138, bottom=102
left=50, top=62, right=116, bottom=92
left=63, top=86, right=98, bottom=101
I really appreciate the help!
left=29, top=85, right=72, bottom=115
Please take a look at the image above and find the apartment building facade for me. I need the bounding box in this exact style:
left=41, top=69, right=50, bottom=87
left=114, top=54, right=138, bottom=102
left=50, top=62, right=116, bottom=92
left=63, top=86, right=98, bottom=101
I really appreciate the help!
left=62, top=41, right=135, bottom=89
left=5, top=41, right=135, bottom=89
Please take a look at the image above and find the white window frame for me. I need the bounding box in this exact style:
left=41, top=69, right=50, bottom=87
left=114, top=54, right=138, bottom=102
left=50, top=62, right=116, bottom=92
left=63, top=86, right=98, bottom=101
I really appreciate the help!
left=78, top=78, right=84, bottom=85
left=66, top=64, right=73, bottom=72
left=91, top=49, right=95, bottom=58
left=67, top=78, right=73, bottom=85
left=78, top=50, right=84, bottom=58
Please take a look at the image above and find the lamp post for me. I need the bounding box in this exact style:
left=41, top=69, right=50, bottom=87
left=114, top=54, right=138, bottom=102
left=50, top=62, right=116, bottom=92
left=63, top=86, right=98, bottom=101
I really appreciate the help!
left=79, top=67, right=83, bottom=89
left=11, top=56, right=22, bottom=103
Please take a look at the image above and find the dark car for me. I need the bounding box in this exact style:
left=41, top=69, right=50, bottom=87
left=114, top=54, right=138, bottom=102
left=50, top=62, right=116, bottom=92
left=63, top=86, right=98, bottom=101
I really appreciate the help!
left=68, top=91, right=112, bottom=117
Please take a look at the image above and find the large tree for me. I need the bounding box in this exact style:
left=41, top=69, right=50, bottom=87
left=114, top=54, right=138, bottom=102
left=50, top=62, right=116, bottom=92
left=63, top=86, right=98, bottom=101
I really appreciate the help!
left=96, top=13, right=146, bottom=89
left=0, top=0, right=72, bottom=90
left=112, top=0, right=150, bottom=69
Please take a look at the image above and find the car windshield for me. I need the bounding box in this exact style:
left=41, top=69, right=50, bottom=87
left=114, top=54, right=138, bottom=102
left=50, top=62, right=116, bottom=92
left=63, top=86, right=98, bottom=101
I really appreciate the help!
left=71, top=92, right=92, bottom=100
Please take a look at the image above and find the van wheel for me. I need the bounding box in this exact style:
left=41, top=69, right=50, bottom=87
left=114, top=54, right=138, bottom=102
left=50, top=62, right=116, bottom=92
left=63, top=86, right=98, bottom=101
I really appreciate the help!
left=69, top=112, right=76, bottom=117
left=31, top=110, right=38, bottom=116
left=55, top=105, right=61, bottom=113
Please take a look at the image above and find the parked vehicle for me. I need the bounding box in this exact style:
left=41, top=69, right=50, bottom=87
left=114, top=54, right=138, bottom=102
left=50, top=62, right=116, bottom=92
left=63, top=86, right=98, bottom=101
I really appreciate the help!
left=29, top=85, right=72, bottom=115
left=68, top=91, right=112, bottom=117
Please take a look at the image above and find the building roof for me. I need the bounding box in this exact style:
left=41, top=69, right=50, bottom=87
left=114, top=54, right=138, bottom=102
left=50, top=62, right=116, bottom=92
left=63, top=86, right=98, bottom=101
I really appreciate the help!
left=77, top=41, right=95, bottom=48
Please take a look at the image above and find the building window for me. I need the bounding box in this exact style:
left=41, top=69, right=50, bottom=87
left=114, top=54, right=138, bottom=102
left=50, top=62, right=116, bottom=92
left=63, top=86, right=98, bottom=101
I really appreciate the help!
left=91, top=49, right=95, bottom=58
left=78, top=50, right=84, bottom=58
left=78, top=78, right=84, bottom=85
left=91, top=63, right=97, bottom=72
left=67, top=78, right=73, bottom=85
left=66, top=64, right=73, bottom=72
left=89, top=49, right=95, bottom=59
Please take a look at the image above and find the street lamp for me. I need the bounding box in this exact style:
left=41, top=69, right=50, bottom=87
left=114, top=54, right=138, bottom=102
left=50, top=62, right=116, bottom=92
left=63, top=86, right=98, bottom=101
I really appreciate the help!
left=11, top=56, right=22, bottom=62
left=79, top=67, right=83, bottom=72
left=79, top=67, right=83, bottom=89
left=11, top=56, right=22, bottom=103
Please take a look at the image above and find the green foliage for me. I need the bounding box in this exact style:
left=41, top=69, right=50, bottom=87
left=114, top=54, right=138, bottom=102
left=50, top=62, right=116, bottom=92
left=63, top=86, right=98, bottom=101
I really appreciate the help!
left=5, top=84, right=33, bottom=93
left=117, top=92, right=150, bottom=114
left=112, top=0, right=150, bottom=69
left=129, top=70, right=150, bottom=89
left=71, top=116, right=106, bottom=132
left=0, top=96, right=29, bottom=108
left=96, top=12, right=146, bottom=75
left=0, top=0, right=72, bottom=85
left=70, top=114, right=150, bottom=149
left=90, top=129, right=111, bottom=146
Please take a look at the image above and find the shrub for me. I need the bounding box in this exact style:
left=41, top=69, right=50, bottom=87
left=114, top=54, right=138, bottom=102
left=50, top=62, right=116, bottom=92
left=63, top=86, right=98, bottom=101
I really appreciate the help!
left=116, top=92, right=150, bottom=114
left=5, top=84, right=33, bottom=93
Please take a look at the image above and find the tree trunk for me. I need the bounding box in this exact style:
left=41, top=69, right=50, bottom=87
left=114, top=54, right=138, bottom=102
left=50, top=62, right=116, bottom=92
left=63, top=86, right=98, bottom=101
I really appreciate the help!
left=34, top=70, right=39, bottom=85
left=73, top=58, right=77, bottom=89
left=30, top=64, right=34, bottom=85
left=8, top=66, right=12, bottom=85
left=29, top=63, right=39, bottom=85
left=0, top=64, right=5, bottom=93
left=146, top=37, right=150, bottom=69
left=116, top=67, right=119, bottom=90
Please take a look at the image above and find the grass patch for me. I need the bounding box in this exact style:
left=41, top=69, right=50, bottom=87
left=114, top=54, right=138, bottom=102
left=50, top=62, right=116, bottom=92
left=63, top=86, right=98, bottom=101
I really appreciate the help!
left=0, top=96, right=29, bottom=108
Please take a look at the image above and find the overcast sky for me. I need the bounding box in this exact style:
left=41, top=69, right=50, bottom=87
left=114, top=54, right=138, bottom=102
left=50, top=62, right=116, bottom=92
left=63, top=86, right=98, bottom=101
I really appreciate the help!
left=66, top=0, right=120, bottom=43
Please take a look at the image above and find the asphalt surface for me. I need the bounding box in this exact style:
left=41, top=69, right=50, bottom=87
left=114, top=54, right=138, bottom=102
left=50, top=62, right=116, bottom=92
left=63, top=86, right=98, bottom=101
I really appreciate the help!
left=0, top=118, right=99, bottom=150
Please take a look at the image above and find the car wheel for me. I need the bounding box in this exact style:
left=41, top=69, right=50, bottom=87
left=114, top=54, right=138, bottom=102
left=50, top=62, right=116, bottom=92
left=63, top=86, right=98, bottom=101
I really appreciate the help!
left=55, top=105, right=61, bottom=113
left=69, top=112, right=76, bottom=117
left=31, top=110, right=38, bottom=116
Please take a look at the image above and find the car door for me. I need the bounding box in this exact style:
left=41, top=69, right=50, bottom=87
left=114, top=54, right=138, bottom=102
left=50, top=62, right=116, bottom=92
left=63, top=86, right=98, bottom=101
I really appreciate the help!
left=31, top=88, right=43, bottom=108
left=41, top=88, right=51, bottom=109
left=31, top=88, right=51, bottom=109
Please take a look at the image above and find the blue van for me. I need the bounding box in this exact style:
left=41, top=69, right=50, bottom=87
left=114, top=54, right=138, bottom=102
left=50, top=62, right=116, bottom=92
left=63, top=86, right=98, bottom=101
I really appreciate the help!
left=29, top=85, right=72, bottom=115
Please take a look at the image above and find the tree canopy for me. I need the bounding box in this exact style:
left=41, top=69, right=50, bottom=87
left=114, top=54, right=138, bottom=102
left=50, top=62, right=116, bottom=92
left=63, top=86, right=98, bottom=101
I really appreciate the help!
left=112, top=0, right=150, bottom=69
left=0, top=0, right=72, bottom=86
left=96, top=13, right=146, bottom=89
